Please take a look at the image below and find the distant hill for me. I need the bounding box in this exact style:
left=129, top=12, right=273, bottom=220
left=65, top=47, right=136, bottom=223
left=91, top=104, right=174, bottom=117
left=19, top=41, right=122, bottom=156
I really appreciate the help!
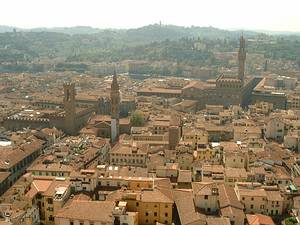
left=1, top=24, right=299, bottom=38
left=0, top=24, right=261, bottom=39
left=0, top=25, right=103, bottom=35
left=0, top=23, right=299, bottom=68
left=253, top=29, right=300, bottom=36
left=123, top=24, right=243, bottom=42
left=0, top=25, right=17, bottom=33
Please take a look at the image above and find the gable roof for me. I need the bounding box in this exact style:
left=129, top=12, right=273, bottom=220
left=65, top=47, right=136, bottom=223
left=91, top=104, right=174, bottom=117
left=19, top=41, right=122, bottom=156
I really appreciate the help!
left=55, top=200, right=115, bottom=222
left=173, top=189, right=206, bottom=225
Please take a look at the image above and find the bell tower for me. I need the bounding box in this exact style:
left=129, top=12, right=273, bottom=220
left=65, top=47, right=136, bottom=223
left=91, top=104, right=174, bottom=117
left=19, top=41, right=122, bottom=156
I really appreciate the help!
left=238, top=35, right=246, bottom=83
left=63, top=82, right=77, bottom=135
left=110, top=69, right=120, bottom=142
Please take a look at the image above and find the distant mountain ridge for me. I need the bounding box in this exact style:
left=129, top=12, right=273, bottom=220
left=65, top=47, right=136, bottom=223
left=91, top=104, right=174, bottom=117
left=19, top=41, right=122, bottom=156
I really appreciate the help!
left=0, top=25, right=104, bottom=35
left=0, top=23, right=299, bottom=69
left=0, top=24, right=299, bottom=38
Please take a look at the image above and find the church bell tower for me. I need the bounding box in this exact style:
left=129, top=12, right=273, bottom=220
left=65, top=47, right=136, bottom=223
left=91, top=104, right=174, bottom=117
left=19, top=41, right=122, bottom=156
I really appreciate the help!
left=63, top=82, right=77, bottom=135
left=110, top=69, right=120, bottom=143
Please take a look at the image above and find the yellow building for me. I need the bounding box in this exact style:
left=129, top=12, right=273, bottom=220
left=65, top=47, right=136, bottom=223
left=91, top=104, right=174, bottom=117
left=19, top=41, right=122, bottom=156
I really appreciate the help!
left=182, top=128, right=208, bottom=149
left=127, top=177, right=154, bottom=190
left=196, top=146, right=216, bottom=161
left=122, top=188, right=173, bottom=225
left=25, top=177, right=71, bottom=225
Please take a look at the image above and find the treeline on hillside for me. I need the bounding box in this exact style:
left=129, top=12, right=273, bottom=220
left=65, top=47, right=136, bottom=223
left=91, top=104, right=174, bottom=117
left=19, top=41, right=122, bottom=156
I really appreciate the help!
left=0, top=24, right=299, bottom=67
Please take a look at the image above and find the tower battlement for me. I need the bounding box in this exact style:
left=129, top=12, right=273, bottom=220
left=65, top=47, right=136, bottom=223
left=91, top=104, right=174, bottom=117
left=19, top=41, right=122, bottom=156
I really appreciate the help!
left=5, top=116, right=50, bottom=122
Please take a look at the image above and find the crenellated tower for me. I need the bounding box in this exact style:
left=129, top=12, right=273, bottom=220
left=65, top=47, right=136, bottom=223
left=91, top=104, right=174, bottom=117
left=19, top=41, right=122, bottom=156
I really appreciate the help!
left=110, top=69, right=120, bottom=142
left=63, top=82, right=77, bottom=135
left=238, top=35, right=246, bottom=83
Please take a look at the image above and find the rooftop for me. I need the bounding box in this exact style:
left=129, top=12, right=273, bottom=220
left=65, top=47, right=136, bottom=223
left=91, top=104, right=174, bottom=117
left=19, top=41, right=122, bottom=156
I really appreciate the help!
left=55, top=200, right=115, bottom=222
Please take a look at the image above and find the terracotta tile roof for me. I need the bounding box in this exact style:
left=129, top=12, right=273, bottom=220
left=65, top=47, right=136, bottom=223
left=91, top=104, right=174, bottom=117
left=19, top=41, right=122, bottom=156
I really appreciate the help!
left=0, top=138, right=45, bottom=169
left=177, top=170, right=192, bottom=183
left=202, top=164, right=224, bottom=174
left=218, top=184, right=246, bottom=224
left=246, top=214, right=275, bottom=225
left=55, top=200, right=115, bottom=222
left=173, top=189, right=206, bottom=225
left=239, top=188, right=267, bottom=197
left=110, top=142, right=147, bottom=155
left=192, top=182, right=218, bottom=196
left=0, top=221, right=12, bottom=225
left=27, top=163, right=73, bottom=173
left=206, top=217, right=231, bottom=225
left=225, top=168, right=247, bottom=179
left=155, top=178, right=174, bottom=201
left=218, top=184, right=244, bottom=210
left=141, top=188, right=173, bottom=204
left=265, top=191, right=283, bottom=202
left=183, top=80, right=212, bottom=90
left=0, top=172, right=10, bottom=183
left=25, top=178, right=54, bottom=199
left=220, top=206, right=245, bottom=222
left=43, top=179, right=70, bottom=197
left=137, top=87, right=182, bottom=95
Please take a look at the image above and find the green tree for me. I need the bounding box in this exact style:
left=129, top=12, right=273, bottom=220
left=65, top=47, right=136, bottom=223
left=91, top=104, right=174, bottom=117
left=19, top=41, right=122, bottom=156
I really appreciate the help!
left=130, top=111, right=145, bottom=127
left=285, top=217, right=297, bottom=225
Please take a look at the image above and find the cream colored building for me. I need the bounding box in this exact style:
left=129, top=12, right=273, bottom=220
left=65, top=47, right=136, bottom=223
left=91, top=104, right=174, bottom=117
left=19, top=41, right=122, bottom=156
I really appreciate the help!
left=70, top=169, right=98, bottom=192
left=182, top=128, right=208, bottom=149
left=156, top=163, right=178, bottom=179
left=264, top=117, right=285, bottom=141
left=233, top=126, right=261, bottom=142
left=25, top=177, right=71, bottom=225
left=176, top=144, right=194, bottom=170
left=287, top=95, right=300, bottom=109
left=109, top=140, right=147, bottom=167
left=224, top=168, right=248, bottom=187
left=223, top=150, right=248, bottom=170
left=27, top=163, right=73, bottom=178
left=192, top=182, right=219, bottom=214
left=265, top=191, right=284, bottom=216
left=235, top=187, right=267, bottom=214
left=234, top=183, right=284, bottom=216
left=248, top=101, right=273, bottom=115
left=284, top=130, right=300, bottom=151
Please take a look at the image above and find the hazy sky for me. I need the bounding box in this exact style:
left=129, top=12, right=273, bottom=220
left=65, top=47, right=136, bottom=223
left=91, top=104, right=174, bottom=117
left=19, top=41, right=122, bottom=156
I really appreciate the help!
left=1, top=0, right=300, bottom=31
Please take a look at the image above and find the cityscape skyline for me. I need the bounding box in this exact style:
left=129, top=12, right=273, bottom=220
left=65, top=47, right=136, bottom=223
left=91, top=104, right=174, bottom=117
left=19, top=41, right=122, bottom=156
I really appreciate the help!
left=1, top=1, right=300, bottom=225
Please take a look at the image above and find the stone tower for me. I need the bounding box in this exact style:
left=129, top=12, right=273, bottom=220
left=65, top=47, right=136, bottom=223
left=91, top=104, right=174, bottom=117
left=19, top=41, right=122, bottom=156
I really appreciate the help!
left=264, top=60, right=268, bottom=72
left=110, top=69, right=120, bottom=143
left=168, top=115, right=181, bottom=150
left=238, top=35, right=246, bottom=83
left=63, top=82, right=77, bottom=135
